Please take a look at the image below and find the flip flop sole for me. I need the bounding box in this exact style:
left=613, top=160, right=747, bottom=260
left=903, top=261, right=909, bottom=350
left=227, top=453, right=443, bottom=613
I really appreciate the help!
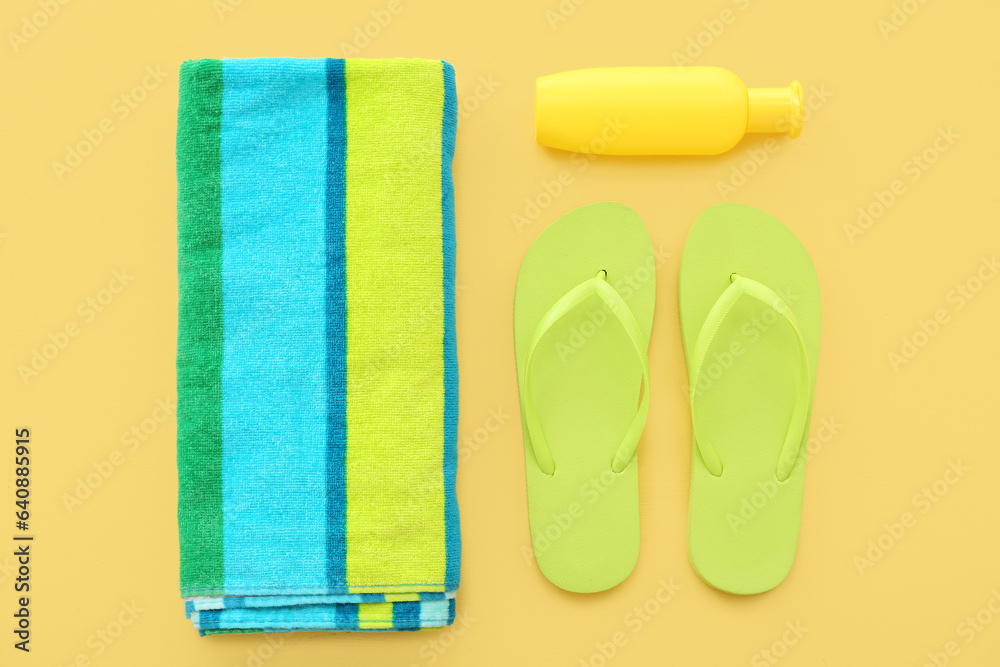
left=514, top=202, right=655, bottom=593
left=679, top=203, right=820, bottom=595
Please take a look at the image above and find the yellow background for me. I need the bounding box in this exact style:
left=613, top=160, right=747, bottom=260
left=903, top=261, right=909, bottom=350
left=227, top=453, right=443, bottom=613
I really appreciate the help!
left=2, top=0, right=999, bottom=664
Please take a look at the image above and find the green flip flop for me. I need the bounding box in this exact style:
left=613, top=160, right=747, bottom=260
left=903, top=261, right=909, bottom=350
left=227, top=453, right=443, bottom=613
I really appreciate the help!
left=514, top=202, right=655, bottom=593
left=679, top=203, right=821, bottom=595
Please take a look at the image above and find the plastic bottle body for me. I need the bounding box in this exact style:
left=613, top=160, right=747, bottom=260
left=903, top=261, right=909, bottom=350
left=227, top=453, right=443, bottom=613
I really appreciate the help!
left=535, top=67, right=802, bottom=156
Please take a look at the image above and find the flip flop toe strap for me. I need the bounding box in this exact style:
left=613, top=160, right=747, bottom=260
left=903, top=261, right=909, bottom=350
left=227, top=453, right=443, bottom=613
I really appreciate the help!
left=689, top=273, right=811, bottom=482
left=524, top=270, right=650, bottom=477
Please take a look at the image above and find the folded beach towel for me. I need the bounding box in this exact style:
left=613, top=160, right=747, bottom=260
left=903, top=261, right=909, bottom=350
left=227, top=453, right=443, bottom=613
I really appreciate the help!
left=176, top=57, right=459, bottom=634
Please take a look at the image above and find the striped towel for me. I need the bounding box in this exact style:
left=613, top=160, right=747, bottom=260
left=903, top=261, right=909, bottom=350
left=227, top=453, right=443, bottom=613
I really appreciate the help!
left=175, top=57, right=459, bottom=634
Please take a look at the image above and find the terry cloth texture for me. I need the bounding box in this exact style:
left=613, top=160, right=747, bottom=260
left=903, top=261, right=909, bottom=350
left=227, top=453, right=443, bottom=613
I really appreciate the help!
left=176, top=57, right=459, bottom=634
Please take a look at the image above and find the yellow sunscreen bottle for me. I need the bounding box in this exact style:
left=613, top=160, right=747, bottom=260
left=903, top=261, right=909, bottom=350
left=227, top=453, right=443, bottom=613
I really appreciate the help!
left=535, top=67, right=803, bottom=156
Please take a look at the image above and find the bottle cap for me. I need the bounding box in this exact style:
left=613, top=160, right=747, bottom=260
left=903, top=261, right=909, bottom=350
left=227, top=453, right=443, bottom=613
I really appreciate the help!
left=747, top=82, right=803, bottom=138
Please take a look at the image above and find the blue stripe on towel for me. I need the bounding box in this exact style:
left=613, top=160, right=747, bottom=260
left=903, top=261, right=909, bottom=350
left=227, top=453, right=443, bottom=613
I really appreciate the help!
left=199, top=610, right=221, bottom=627
left=220, top=58, right=329, bottom=590
left=324, top=57, right=349, bottom=589
left=226, top=596, right=246, bottom=609
left=336, top=602, right=359, bottom=629
left=393, top=601, right=422, bottom=629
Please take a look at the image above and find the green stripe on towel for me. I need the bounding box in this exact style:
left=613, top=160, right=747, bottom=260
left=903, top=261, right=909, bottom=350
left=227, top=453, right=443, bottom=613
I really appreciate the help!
left=176, top=58, right=224, bottom=596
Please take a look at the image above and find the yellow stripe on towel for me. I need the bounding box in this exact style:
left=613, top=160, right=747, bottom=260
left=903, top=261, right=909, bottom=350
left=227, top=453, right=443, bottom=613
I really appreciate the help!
left=357, top=602, right=395, bottom=629
left=343, top=58, right=447, bottom=588
left=348, top=584, right=446, bottom=595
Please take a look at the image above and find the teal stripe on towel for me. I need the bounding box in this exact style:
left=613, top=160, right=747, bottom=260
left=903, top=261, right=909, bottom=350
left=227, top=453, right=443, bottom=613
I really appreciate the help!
left=324, top=57, right=349, bottom=588
left=441, top=60, right=461, bottom=588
